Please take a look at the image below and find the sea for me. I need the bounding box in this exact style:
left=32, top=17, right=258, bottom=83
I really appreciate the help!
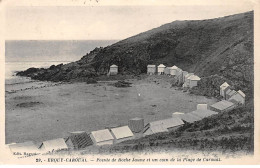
left=5, top=40, right=118, bottom=83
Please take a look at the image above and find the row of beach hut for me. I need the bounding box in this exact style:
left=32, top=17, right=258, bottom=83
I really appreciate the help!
left=148, top=64, right=201, bottom=88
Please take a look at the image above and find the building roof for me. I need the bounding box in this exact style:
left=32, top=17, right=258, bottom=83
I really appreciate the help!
left=185, top=73, right=194, bottom=78
left=8, top=141, right=39, bottom=153
left=130, top=117, right=144, bottom=121
left=187, top=75, right=201, bottom=81
left=197, top=104, right=208, bottom=110
left=150, top=118, right=184, bottom=129
left=237, top=90, right=246, bottom=98
left=158, top=64, right=166, bottom=68
left=172, top=112, right=185, bottom=115
left=191, top=109, right=218, bottom=118
left=210, top=100, right=235, bottom=111
left=220, top=82, right=230, bottom=89
left=66, top=132, right=93, bottom=149
left=175, top=113, right=202, bottom=123
left=149, top=124, right=168, bottom=134
left=147, top=65, right=156, bottom=68
left=110, top=64, right=118, bottom=68
left=91, top=129, right=114, bottom=143
left=227, top=90, right=237, bottom=96
left=170, top=65, right=178, bottom=69
left=40, top=138, right=68, bottom=151
left=111, top=126, right=134, bottom=140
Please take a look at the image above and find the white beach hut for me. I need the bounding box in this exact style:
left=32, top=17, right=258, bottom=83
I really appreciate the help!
left=170, top=66, right=178, bottom=76
left=109, top=64, right=118, bottom=75
left=228, top=90, right=246, bottom=105
left=39, top=138, right=68, bottom=152
left=220, top=82, right=230, bottom=98
left=110, top=126, right=134, bottom=144
left=197, top=104, right=208, bottom=110
left=187, top=75, right=201, bottom=88
left=90, top=129, right=114, bottom=146
left=157, top=64, right=166, bottom=75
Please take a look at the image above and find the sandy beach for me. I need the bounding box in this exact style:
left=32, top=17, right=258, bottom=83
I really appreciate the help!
left=5, top=75, right=217, bottom=145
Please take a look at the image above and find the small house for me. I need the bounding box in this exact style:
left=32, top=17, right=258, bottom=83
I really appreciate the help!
left=228, top=90, right=246, bottom=105
left=90, top=129, right=114, bottom=146
left=170, top=66, right=178, bottom=76
left=147, top=65, right=156, bottom=75
left=8, top=141, right=39, bottom=153
left=164, top=67, right=171, bottom=75
left=110, top=126, right=134, bottom=144
left=190, top=109, right=218, bottom=118
left=187, top=75, right=201, bottom=88
left=183, top=73, right=194, bottom=87
left=209, top=100, right=236, bottom=113
left=128, top=117, right=144, bottom=133
left=197, top=104, right=208, bottom=110
left=157, top=64, right=166, bottom=75
left=109, top=64, right=118, bottom=75
left=226, top=90, right=237, bottom=100
left=220, top=82, right=230, bottom=98
left=65, top=131, right=93, bottom=149
left=143, top=118, right=184, bottom=136
left=39, top=138, right=68, bottom=152
left=172, top=112, right=202, bottom=123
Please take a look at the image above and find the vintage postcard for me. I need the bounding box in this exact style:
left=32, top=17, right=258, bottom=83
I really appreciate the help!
left=0, top=0, right=260, bottom=165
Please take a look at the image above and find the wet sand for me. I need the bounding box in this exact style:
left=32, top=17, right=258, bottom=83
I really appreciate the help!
left=5, top=76, right=217, bottom=144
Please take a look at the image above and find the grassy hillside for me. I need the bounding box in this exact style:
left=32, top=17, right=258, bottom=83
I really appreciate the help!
left=18, top=11, right=253, bottom=90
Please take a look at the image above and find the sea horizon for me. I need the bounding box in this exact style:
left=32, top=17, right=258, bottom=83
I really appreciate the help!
left=5, top=40, right=119, bottom=80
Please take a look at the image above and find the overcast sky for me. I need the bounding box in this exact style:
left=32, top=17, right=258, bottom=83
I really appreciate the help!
left=5, top=0, right=254, bottom=40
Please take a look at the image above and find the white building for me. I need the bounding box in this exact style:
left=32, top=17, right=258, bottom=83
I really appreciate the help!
left=157, top=64, right=166, bottom=75
left=170, top=66, right=178, bottom=76
left=197, top=104, right=208, bottom=110
left=220, top=82, right=230, bottom=98
left=143, top=118, right=184, bottom=136
left=110, top=126, right=134, bottom=144
left=90, top=129, right=114, bottom=146
left=109, top=64, right=118, bottom=75
left=39, top=138, right=68, bottom=152
left=228, top=90, right=246, bottom=105
left=187, top=75, right=201, bottom=88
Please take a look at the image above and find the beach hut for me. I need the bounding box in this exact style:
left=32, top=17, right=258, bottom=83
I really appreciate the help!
left=170, top=66, right=178, bottom=76
left=225, top=90, right=237, bottom=100
left=197, top=104, right=208, bottom=110
left=39, top=138, right=68, bottom=152
left=228, top=90, right=246, bottom=105
left=147, top=65, right=156, bottom=75
left=157, top=64, right=166, bottom=75
left=182, top=71, right=188, bottom=83
left=143, top=118, right=184, bottom=136
left=128, top=117, right=144, bottom=133
left=190, top=109, right=218, bottom=118
left=209, top=100, right=236, bottom=113
left=90, top=129, right=114, bottom=146
left=8, top=141, right=39, bottom=153
left=164, top=67, right=171, bottom=76
left=220, top=82, right=230, bottom=98
left=183, top=73, right=194, bottom=87
left=65, top=131, right=93, bottom=149
left=187, top=75, right=201, bottom=88
left=109, top=64, right=118, bottom=75
left=172, top=112, right=202, bottom=123
left=110, top=126, right=134, bottom=144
